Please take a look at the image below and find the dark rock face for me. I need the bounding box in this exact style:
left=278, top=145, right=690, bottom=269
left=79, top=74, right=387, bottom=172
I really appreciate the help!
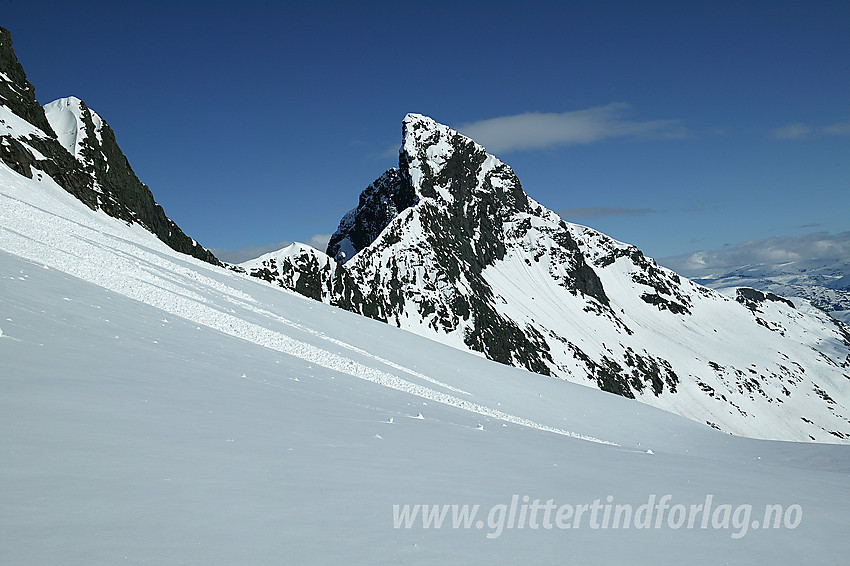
left=0, top=27, right=53, bottom=135
left=327, top=168, right=416, bottom=262
left=0, top=136, right=36, bottom=178
left=736, top=287, right=796, bottom=311
left=242, top=245, right=379, bottom=319
left=0, top=27, right=218, bottom=265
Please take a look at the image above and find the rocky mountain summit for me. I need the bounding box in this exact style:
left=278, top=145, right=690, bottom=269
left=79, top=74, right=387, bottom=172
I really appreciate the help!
left=244, top=113, right=850, bottom=442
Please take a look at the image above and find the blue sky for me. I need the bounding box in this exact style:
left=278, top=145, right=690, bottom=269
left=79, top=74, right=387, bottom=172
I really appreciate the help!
left=4, top=0, right=849, bottom=263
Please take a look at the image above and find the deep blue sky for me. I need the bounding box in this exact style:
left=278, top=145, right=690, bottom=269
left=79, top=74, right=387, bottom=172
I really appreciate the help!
left=4, top=1, right=849, bottom=262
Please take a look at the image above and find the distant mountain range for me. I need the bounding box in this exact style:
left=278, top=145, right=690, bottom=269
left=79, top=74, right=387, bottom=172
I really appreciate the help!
left=2, top=25, right=848, bottom=442
left=661, top=247, right=850, bottom=324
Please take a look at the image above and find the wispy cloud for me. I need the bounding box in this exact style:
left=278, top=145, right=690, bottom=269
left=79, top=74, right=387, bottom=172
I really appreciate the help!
left=770, top=123, right=812, bottom=140
left=305, top=233, right=332, bottom=250
left=659, top=231, right=850, bottom=277
left=212, top=233, right=332, bottom=264
left=771, top=120, right=850, bottom=140
left=379, top=145, right=401, bottom=159
left=455, top=103, right=691, bottom=154
left=558, top=206, right=655, bottom=219
left=824, top=120, right=850, bottom=136
left=680, top=199, right=723, bottom=213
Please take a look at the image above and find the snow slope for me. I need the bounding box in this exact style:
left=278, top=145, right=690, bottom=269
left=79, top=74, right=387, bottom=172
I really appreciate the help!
left=3, top=136, right=850, bottom=565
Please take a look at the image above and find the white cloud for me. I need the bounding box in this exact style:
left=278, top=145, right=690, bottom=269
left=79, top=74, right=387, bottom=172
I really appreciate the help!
left=770, top=123, right=812, bottom=140
left=305, top=233, right=332, bottom=250
left=770, top=120, right=850, bottom=140
left=454, top=104, right=691, bottom=154
left=559, top=206, right=655, bottom=218
left=212, top=233, right=332, bottom=264
left=659, top=231, right=850, bottom=277
left=824, top=120, right=850, bottom=136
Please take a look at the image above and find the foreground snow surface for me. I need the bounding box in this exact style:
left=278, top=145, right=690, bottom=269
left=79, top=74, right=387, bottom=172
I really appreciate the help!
left=2, top=166, right=850, bottom=564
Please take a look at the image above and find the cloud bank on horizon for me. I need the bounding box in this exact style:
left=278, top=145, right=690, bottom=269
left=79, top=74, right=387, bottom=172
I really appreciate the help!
left=454, top=103, right=691, bottom=154
left=660, top=231, right=850, bottom=277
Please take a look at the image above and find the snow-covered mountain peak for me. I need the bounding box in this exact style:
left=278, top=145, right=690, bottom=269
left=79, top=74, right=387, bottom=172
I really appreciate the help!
left=43, top=96, right=104, bottom=158
left=328, top=113, right=532, bottom=263
left=278, top=114, right=850, bottom=442
left=401, top=112, right=481, bottom=163
left=400, top=112, right=517, bottom=206
left=240, top=241, right=374, bottom=314
left=401, top=112, right=489, bottom=160
left=243, top=241, right=332, bottom=270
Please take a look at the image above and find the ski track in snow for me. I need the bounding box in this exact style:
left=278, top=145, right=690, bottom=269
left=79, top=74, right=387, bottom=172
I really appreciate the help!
left=0, top=176, right=615, bottom=446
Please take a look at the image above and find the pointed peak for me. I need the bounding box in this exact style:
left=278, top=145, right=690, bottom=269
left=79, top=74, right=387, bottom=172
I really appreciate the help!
left=397, top=112, right=516, bottom=207
left=402, top=112, right=427, bottom=122
left=400, top=112, right=489, bottom=163
left=280, top=241, right=327, bottom=257
left=403, top=112, right=462, bottom=139
left=402, top=112, right=438, bottom=128
left=44, top=96, right=91, bottom=115
left=46, top=95, right=84, bottom=107
left=241, top=241, right=333, bottom=266
left=44, top=96, right=104, bottom=158
left=401, top=113, right=446, bottom=143
left=44, top=96, right=103, bottom=122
